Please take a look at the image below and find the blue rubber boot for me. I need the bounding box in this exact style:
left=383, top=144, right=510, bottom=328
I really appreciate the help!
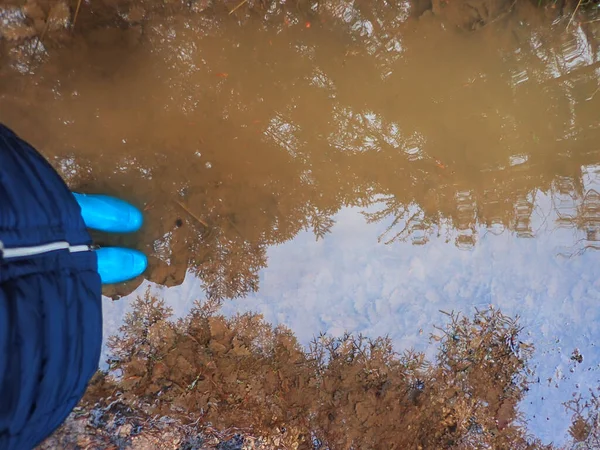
left=73, top=193, right=144, bottom=233
left=96, top=247, right=148, bottom=284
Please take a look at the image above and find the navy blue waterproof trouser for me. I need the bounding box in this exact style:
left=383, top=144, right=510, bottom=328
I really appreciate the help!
left=0, top=124, right=102, bottom=449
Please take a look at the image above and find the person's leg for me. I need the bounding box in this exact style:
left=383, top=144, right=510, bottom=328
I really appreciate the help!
left=72, top=193, right=143, bottom=233
left=0, top=123, right=102, bottom=450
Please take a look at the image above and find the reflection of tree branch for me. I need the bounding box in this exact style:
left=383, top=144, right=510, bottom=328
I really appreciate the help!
left=362, top=197, right=406, bottom=225
left=383, top=210, right=421, bottom=245
left=540, top=61, right=600, bottom=87
left=557, top=240, right=600, bottom=259
left=309, top=207, right=336, bottom=241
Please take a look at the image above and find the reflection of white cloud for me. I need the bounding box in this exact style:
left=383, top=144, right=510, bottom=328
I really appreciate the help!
left=102, top=193, right=600, bottom=446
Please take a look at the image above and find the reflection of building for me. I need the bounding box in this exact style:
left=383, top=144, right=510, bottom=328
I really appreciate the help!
left=555, top=165, right=600, bottom=255
left=579, top=166, right=600, bottom=245
left=455, top=190, right=477, bottom=250
left=581, top=189, right=600, bottom=243
left=514, top=194, right=534, bottom=239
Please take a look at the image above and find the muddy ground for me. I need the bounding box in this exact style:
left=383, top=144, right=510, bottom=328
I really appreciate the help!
left=1, top=0, right=597, bottom=82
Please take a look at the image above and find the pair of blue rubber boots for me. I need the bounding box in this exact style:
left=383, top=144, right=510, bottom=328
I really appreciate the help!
left=73, top=193, right=147, bottom=284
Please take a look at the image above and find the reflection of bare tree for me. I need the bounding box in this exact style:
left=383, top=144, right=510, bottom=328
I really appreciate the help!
left=363, top=199, right=441, bottom=245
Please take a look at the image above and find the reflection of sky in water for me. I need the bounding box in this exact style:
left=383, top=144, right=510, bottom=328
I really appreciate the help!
left=102, top=183, right=600, bottom=445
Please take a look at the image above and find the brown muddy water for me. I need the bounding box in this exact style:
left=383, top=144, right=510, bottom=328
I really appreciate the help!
left=1, top=0, right=600, bottom=446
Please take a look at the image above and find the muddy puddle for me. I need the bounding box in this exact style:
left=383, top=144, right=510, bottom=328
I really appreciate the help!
left=2, top=0, right=600, bottom=447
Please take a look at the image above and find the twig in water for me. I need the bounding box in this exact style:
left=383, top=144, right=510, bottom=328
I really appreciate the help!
left=73, top=0, right=83, bottom=29
left=174, top=200, right=209, bottom=228
left=567, top=0, right=583, bottom=30
left=482, top=0, right=517, bottom=28
left=229, top=0, right=248, bottom=15
left=33, top=18, right=50, bottom=55
left=226, top=216, right=247, bottom=241
left=586, top=86, right=600, bottom=101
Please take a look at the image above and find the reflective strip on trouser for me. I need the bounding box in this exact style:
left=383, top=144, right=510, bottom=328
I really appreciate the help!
left=0, top=241, right=92, bottom=260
